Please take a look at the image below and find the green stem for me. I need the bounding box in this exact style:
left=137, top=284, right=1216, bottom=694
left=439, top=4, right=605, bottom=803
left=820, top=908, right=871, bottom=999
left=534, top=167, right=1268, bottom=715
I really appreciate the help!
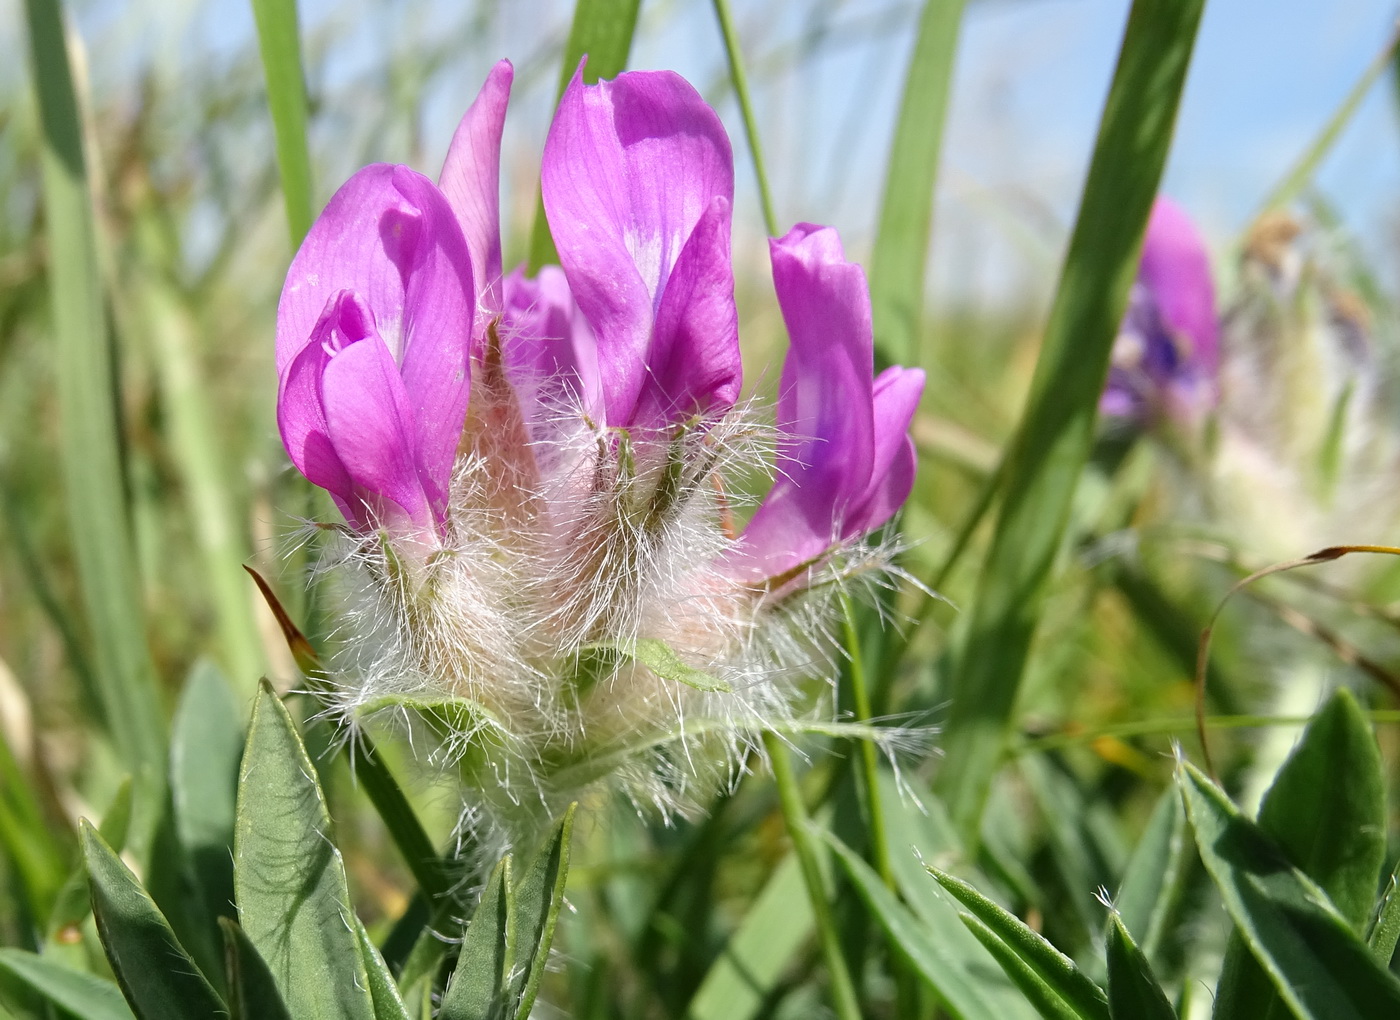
left=762, top=731, right=861, bottom=1020
left=711, top=0, right=778, bottom=236
left=841, top=598, right=892, bottom=889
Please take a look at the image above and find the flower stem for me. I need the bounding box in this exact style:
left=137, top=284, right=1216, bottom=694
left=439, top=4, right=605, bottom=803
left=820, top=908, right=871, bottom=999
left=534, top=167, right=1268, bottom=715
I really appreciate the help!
left=842, top=597, right=894, bottom=889
left=761, top=731, right=862, bottom=1020
left=711, top=0, right=778, bottom=237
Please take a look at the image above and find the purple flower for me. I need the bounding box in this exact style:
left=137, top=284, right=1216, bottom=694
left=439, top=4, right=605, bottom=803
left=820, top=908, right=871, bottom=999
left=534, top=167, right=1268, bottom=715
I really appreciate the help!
left=1103, top=196, right=1219, bottom=423
left=726, top=224, right=924, bottom=584
left=541, top=65, right=741, bottom=434
left=276, top=164, right=475, bottom=541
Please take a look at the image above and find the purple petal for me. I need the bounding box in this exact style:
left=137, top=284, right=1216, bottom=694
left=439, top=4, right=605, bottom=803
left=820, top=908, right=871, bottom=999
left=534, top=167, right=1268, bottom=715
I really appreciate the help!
left=319, top=328, right=433, bottom=535
left=439, top=59, right=512, bottom=319
left=277, top=163, right=474, bottom=518
left=632, top=195, right=740, bottom=431
left=541, top=66, right=736, bottom=428
left=277, top=294, right=357, bottom=518
left=726, top=224, right=884, bottom=581
left=501, top=264, right=602, bottom=422
left=843, top=366, right=924, bottom=537
left=1139, top=196, right=1218, bottom=376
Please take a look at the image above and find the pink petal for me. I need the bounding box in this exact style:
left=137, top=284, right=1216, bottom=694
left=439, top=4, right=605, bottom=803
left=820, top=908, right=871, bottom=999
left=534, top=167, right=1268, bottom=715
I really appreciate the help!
left=844, top=367, right=924, bottom=537
left=501, top=264, right=602, bottom=422
left=541, top=65, right=735, bottom=427
left=439, top=59, right=512, bottom=320
left=276, top=163, right=473, bottom=518
left=633, top=195, right=740, bottom=431
left=320, top=327, right=432, bottom=535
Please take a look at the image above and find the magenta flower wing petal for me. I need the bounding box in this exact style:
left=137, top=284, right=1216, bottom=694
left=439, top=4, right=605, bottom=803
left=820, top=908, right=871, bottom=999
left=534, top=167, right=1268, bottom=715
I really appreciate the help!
left=844, top=366, right=924, bottom=537
left=633, top=195, right=740, bottom=430
left=277, top=298, right=356, bottom=519
left=439, top=59, right=512, bottom=317
left=319, top=328, right=432, bottom=535
left=276, top=163, right=474, bottom=520
left=541, top=66, right=736, bottom=427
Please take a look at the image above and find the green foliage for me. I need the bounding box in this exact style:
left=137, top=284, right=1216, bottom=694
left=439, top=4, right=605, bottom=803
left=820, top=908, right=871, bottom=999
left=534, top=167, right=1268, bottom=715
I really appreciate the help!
left=1104, top=914, right=1174, bottom=1020
left=1179, top=760, right=1400, bottom=1019
left=934, top=0, right=1208, bottom=839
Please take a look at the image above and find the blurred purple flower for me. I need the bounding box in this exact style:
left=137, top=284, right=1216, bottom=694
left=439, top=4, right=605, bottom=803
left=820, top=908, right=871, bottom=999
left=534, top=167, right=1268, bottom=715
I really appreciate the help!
left=1103, top=196, right=1219, bottom=424
left=726, top=225, right=924, bottom=583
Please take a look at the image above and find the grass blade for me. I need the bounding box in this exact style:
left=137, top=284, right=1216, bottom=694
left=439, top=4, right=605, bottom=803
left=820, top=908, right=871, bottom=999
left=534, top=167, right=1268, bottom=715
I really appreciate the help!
left=0, top=949, right=134, bottom=1020
left=684, top=851, right=815, bottom=1020
left=868, top=0, right=967, bottom=367
left=1104, top=914, right=1174, bottom=1020
left=526, top=0, right=643, bottom=270
left=928, top=868, right=1110, bottom=1020
left=23, top=0, right=167, bottom=806
left=958, top=914, right=1098, bottom=1020
left=249, top=0, right=314, bottom=244
left=932, top=0, right=1207, bottom=840
left=825, top=832, right=1008, bottom=1019
left=1112, top=785, right=1191, bottom=969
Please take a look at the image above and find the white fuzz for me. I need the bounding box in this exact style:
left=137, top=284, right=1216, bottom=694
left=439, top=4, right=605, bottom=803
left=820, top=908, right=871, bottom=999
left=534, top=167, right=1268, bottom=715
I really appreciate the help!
left=309, top=363, right=903, bottom=851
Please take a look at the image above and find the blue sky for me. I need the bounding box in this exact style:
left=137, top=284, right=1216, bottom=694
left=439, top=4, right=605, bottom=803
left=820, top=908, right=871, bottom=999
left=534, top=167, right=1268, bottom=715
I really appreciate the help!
left=37, top=0, right=1400, bottom=303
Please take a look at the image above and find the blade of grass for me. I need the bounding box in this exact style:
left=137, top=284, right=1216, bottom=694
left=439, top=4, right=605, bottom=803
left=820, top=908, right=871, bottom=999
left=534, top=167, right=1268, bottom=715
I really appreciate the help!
left=249, top=0, right=314, bottom=245
left=23, top=0, right=167, bottom=804
left=526, top=0, right=643, bottom=270
left=932, top=0, right=1207, bottom=842
left=761, top=732, right=861, bottom=1020
left=868, top=0, right=967, bottom=367
left=140, top=272, right=265, bottom=692
left=712, top=0, right=776, bottom=234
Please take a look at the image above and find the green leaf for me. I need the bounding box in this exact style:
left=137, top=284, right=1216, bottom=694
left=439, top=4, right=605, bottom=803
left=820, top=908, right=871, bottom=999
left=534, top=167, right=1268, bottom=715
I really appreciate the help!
left=1256, top=689, right=1385, bottom=929
left=1176, top=761, right=1400, bottom=1019
left=439, top=855, right=511, bottom=1020
left=928, top=868, right=1110, bottom=1020
left=508, top=806, right=576, bottom=1020
left=47, top=779, right=131, bottom=939
left=81, top=822, right=227, bottom=1019
left=1113, top=785, right=1192, bottom=969
left=248, top=0, right=314, bottom=244
left=233, top=682, right=376, bottom=1020
left=579, top=639, right=732, bottom=694
left=1367, top=857, right=1400, bottom=964
left=350, top=916, right=411, bottom=1020
left=219, top=918, right=293, bottom=1020
left=869, top=0, right=967, bottom=366
left=874, top=773, right=1037, bottom=1018
left=0, top=949, right=134, bottom=1020
left=685, top=852, right=815, bottom=1020
left=825, top=832, right=1008, bottom=1019
left=1213, top=690, right=1386, bottom=1018
left=171, top=660, right=243, bottom=928
left=23, top=0, right=167, bottom=811
left=959, top=914, right=1096, bottom=1020
left=0, top=725, right=68, bottom=920
left=933, top=0, right=1207, bottom=840
left=1105, top=914, right=1174, bottom=1020
left=526, top=0, right=642, bottom=270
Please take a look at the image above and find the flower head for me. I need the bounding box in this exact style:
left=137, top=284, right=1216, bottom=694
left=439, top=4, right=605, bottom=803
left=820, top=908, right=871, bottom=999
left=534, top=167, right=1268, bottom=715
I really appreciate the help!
left=274, top=61, right=924, bottom=847
left=1103, top=196, right=1219, bottom=424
